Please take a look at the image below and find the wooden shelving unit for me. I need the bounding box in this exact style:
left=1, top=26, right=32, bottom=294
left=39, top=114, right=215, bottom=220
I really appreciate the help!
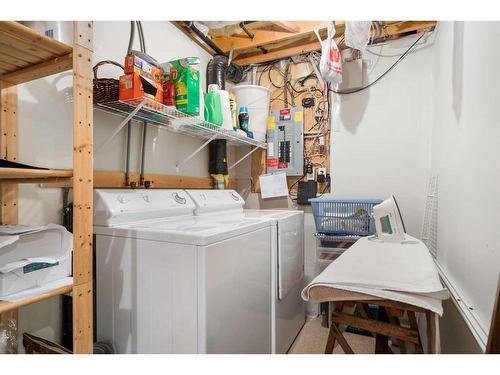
left=0, top=21, right=93, bottom=354
left=0, top=285, right=73, bottom=315
left=0, top=167, right=72, bottom=183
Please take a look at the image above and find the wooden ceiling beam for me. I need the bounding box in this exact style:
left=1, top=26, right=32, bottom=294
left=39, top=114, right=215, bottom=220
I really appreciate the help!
left=233, top=21, right=436, bottom=65
left=171, top=22, right=218, bottom=56
left=233, top=39, right=322, bottom=65
left=268, top=22, right=300, bottom=33
left=212, top=21, right=331, bottom=53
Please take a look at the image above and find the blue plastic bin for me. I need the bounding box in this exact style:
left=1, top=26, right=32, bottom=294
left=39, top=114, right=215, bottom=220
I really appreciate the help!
left=309, top=197, right=382, bottom=236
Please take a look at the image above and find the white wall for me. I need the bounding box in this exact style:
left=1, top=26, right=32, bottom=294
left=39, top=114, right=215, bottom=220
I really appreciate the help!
left=429, top=21, right=500, bottom=348
left=15, top=21, right=214, bottom=349
left=331, top=33, right=435, bottom=238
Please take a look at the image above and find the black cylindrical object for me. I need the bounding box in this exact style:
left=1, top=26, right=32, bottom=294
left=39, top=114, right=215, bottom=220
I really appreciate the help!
left=206, top=55, right=228, bottom=90
left=208, top=139, right=228, bottom=175
left=207, top=56, right=229, bottom=188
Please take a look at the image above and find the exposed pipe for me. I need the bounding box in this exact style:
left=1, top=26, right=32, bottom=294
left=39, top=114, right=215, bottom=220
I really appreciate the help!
left=136, top=21, right=149, bottom=187
left=125, top=121, right=132, bottom=186
left=140, top=123, right=147, bottom=187
left=239, top=21, right=254, bottom=39
left=206, top=55, right=228, bottom=90
left=137, top=21, right=146, bottom=53
left=185, top=21, right=226, bottom=56
left=125, top=21, right=135, bottom=187
left=127, top=21, right=135, bottom=53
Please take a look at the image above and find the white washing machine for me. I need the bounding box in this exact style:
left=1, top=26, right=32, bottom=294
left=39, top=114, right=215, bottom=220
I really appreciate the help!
left=186, top=190, right=305, bottom=354
left=93, top=189, right=272, bottom=354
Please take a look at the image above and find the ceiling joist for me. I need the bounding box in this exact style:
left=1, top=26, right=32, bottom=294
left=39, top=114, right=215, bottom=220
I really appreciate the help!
left=173, top=21, right=437, bottom=66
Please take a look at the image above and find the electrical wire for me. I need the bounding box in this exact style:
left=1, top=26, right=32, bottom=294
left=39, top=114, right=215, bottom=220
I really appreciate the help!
left=317, top=181, right=331, bottom=198
left=329, top=30, right=427, bottom=95
left=365, top=34, right=431, bottom=58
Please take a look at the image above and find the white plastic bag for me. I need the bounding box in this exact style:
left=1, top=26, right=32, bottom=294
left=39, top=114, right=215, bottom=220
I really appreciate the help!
left=314, top=22, right=342, bottom=84
left=345, top=21, right=372, bottom=52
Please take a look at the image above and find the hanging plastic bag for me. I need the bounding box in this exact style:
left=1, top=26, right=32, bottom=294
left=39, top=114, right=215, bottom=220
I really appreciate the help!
left=314, top=22, right=342, bottom=85
left=345, top=21, right=372, bottom=52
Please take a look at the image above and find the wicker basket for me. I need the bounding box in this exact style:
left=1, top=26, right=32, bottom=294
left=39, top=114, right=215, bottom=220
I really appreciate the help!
left=93, top=60, right=124, bottom=104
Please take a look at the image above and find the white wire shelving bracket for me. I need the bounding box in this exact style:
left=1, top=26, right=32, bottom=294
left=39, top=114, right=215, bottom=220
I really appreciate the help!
left=95, top=99, right=147, bottom=156
left=95, top=98, right=267, bottom=172
left=228, top=146, right=261, bottom=171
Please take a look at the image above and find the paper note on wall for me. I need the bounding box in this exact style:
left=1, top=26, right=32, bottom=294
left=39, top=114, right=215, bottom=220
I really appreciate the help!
left=259, top=173, right=288, bottom=199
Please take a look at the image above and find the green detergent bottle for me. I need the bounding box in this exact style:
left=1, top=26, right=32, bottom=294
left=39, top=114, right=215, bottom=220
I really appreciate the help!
left=204, top=84, right=223, bottom=126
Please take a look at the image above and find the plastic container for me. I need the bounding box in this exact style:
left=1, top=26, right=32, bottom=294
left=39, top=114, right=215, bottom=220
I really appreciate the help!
left=217, top=89, right=234, bottom=131
left=238, top=106, right=252, bottom=138
left=232, top=84, right=271, bottom=142
left=309, top=197, right=382, bottom=236
left=229, top=92, right=237, bottom=130
left=204, top=84, right=223, bottom=126
left=315, top=234, right=358, bottom=262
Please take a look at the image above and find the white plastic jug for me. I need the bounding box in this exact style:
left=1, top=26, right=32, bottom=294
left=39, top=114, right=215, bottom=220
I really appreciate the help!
left=217, top=89, right=234, bottom=132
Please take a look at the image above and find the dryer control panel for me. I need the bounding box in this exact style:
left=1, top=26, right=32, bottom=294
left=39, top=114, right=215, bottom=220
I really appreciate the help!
left=185, top=190, right=245, bottom=215
left=266, top=107, right=304, bottom=176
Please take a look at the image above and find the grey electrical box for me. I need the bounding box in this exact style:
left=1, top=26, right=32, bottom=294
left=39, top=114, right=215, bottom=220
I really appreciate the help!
left=266, top=107, right=304, bottom=176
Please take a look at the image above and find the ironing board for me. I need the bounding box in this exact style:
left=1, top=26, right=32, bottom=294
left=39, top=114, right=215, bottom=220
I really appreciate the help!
left=303, top=235, right=447, bottom=354
left=308, top=286, right=440, bottom=354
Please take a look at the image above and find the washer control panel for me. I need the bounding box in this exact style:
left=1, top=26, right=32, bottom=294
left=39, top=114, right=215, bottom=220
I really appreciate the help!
left=94, top=189, right=195, bottom=226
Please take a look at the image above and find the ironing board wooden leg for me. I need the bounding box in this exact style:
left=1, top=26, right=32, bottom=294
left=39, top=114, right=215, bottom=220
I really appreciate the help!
left=325, top=302, right=343, bottom=354
left=408, top=310, right=424, bottom=354
left=331, top=323, right=354, bottom=354
left=375, top=307, right=390, bottom=353
left=426, top=311, right=439, bottom=353
left=385, top=308, right=407, bottom=354
left=325, top=323, right=337, bottom=354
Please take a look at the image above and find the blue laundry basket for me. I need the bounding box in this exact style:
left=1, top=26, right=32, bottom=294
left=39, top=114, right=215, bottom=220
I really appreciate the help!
left=309, top=197, right=382, bottom=236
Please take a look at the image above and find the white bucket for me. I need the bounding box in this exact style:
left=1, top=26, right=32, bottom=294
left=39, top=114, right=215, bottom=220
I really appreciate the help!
left=232, top=84, right=271, bottom=142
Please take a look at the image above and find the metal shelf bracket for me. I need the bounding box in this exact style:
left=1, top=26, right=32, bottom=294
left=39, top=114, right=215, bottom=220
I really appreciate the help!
left=95, top=99, right=147, bottom=156
left=175, top=133, right=218, bottom=173
left=228, top=146, right=261, bottom=171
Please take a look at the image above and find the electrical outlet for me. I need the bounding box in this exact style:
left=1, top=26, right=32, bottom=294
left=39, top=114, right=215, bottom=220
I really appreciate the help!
left=316, top=167, right=327, bottom=183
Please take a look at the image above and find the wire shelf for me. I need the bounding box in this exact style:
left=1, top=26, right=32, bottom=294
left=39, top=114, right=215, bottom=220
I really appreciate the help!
left=95, top=98, right=267, bottom=149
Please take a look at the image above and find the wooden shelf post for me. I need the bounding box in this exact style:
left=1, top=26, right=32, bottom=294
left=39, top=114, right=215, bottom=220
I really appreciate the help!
left=0, top=81, right=19, bottom=353
left=71, top=21, right=94, bottom=354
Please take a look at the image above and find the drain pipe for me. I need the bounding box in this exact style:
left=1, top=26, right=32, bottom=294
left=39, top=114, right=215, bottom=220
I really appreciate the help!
left=185, top=21, right=226, bottom=56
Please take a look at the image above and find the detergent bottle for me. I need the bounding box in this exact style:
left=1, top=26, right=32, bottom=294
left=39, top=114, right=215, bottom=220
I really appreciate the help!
left=204, top=84, right=223, bottom=126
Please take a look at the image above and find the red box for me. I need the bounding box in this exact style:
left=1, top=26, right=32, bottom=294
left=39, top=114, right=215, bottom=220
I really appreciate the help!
left=119, top=73, right=163, bottom=104
left=124, top=54, right=163, bottom=83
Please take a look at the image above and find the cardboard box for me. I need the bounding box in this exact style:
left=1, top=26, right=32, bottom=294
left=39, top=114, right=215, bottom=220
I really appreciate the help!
left=169, top=57, right=200, bottom=116
left=125, top=54, right=163, bottom=82
left=119, top=72, right=163, bottom=103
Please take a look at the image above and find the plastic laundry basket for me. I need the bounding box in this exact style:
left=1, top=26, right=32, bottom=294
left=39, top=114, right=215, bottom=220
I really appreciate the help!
left=232, top=84, right=271, bottom=142
left=309, top=197, right=382, bottom=236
